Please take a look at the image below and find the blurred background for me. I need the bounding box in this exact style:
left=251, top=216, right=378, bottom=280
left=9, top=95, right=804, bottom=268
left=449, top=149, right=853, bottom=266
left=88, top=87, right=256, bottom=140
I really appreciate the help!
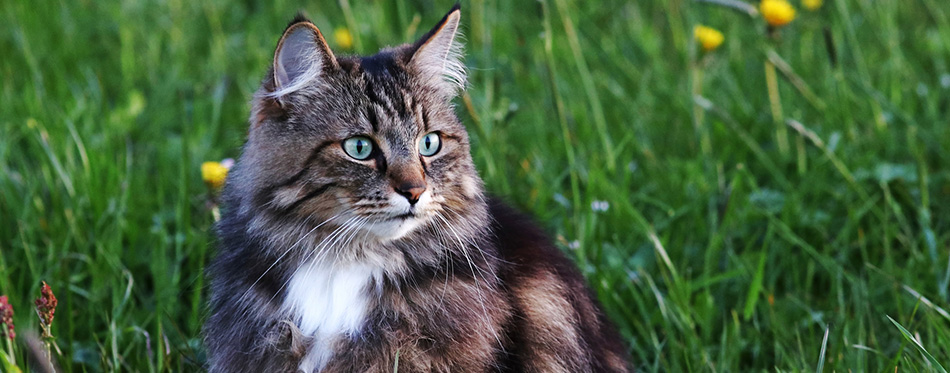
left=1, top=0, right=949, bottom=371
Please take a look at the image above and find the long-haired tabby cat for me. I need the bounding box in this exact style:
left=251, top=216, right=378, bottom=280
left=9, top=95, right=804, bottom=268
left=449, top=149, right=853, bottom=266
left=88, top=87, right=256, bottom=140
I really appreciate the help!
left=205, top=4, right=628, bottom=372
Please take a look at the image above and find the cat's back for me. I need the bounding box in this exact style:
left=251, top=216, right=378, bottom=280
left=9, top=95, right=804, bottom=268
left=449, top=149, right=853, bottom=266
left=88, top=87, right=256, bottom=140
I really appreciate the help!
left=487, top=199, right=629, bottom=372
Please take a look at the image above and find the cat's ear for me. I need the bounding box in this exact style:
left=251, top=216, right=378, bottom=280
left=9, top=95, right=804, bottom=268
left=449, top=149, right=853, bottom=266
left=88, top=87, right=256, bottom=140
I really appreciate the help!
left=269, top=15, right=339, bottom=100
left=408, top=4, right=466, bottom=98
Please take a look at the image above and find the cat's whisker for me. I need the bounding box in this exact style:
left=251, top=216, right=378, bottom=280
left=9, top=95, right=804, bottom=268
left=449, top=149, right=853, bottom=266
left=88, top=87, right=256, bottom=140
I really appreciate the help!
left=434, top=213, right=503, bottom=349
left=301, top=215, right=364, bottom=270
left=332, top=215, right=374, bottom=264
left=441, top=207, right=507, bottom=273
left=439, top=210, right=490, bottom=254
left=350, top=213, right=377, bottom=248
left=338, top=216, right=379, bottom=278
left=435, top=213, right=491, bottom=285
left=238, top=212, right=346, bottom=307
left=436, top=214, right=504, bottom=351
left=269, top=216, right=362, bottom=306
left=290, top=214, right=373, bottom=303
left=357, top=214, right=391, bottom=292
left=312, top=220, right=355, bottom=263
left=428, top=221, right=455, bottom=312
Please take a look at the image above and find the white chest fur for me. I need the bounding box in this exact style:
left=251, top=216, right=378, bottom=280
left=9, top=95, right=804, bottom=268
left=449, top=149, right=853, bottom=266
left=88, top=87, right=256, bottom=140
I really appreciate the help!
left=282, top=260, right=380, bottom=372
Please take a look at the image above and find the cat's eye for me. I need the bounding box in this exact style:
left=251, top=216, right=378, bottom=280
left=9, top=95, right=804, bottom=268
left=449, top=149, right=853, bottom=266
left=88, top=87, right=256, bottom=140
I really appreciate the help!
left=419, top=132, right=442, bottom=157
left=343, top=136, right=374, bottom=160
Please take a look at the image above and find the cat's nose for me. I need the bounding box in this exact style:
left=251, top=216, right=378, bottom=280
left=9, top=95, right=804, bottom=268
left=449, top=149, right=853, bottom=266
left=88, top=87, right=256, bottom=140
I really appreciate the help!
left=394, top=182, right=426, bottom=205
left=389, top=162, right=426, bottom=205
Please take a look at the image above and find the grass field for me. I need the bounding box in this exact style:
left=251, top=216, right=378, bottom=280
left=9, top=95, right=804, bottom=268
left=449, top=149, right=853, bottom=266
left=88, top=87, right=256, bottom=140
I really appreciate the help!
left=2, top=0, right=950, bottom=371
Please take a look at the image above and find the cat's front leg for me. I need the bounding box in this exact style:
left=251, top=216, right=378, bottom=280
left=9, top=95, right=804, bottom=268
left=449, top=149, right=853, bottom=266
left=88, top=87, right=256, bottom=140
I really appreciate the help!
left=205, top=304, right=311, bottom=372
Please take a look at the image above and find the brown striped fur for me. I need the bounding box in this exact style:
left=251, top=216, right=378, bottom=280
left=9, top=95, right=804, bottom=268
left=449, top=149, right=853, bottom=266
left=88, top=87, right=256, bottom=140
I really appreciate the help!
left=204, top=5, right=629, bottom=372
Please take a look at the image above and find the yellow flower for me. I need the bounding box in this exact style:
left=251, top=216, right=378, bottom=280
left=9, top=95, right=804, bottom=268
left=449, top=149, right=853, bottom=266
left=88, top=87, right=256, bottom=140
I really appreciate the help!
left=334, top=27, right=353, bottom=50
left=760, top=0, right=797, bottom=27
left=201, top=161, right=229, bottom=189
left=694, top=25, right=724, bottom=52
left=802, top=0, right=822, bottom=11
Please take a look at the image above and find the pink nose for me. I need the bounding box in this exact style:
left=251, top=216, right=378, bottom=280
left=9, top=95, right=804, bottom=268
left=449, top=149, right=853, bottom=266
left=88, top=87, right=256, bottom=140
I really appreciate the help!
left=394, top=182, right=425, bottom=205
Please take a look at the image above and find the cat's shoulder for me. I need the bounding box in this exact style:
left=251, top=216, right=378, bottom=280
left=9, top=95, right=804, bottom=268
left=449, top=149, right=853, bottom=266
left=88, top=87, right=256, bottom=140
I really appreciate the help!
left=486, top=197, right=630, bottom=372
left=485, top=197, right=583, bottom=280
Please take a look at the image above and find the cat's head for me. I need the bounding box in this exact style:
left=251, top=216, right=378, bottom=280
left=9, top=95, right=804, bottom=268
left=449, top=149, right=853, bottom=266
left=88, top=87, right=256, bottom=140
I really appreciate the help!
left=229, top=5, right=483, bottom=243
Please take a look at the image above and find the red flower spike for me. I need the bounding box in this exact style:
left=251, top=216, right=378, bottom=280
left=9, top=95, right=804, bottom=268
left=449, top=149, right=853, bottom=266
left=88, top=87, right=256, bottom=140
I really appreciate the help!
left=0, top=295, right=14, bottom=340
left=35, top=282, right=57, bottom=328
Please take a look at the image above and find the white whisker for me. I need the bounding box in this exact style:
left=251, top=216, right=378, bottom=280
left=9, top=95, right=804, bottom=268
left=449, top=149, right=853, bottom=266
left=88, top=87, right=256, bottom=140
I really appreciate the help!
left=269, top=216, right=361, bottom=305
left=291, top=214, right=374, bottom=305
left=434, top=213, right=503, bottom=349
left=237, top=212, right=346, bottom=319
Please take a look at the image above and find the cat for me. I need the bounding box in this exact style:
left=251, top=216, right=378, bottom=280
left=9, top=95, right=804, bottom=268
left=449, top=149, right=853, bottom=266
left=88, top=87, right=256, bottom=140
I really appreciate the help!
left=204, top=4, right=629, bottom=372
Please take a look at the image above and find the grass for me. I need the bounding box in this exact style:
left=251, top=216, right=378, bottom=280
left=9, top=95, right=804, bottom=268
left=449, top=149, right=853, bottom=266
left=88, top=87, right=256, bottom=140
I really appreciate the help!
left=1, top=0, right=949, bottom=371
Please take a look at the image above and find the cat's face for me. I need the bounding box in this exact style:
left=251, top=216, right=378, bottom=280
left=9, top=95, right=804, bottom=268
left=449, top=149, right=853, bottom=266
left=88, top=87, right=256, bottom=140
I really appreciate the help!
left=231, top=8, right=481, bottom=243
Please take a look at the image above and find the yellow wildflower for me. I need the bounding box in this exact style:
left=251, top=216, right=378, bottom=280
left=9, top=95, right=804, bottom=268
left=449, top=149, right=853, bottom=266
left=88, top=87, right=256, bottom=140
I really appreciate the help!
left=201, top=161, right=229, bottom=189
left=802, top=0, right=822, bottom=11
left=694, top=25, right=724, bottom=52
left=334, top=27, right=353, bottom=50
left=760, top=0, right=796, bottom=27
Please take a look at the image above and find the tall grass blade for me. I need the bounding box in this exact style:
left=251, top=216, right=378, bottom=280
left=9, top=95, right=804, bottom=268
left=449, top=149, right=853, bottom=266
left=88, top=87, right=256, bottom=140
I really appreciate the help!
left=886, top=315, right=948, bottom=373
left=816, top=326, right=829, bottom=373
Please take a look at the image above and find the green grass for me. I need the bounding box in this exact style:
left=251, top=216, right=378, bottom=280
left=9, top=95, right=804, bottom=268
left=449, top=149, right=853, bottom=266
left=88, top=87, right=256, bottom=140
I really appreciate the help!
left=2, top=0, right=949, bottom=371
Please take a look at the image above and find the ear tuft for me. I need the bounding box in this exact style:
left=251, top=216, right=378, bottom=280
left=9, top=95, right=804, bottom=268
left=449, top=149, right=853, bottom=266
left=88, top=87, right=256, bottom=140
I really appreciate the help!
left=289, top=12, right=311, bottom=27
left=268, top=20, right=337, bottom=100
left=409, top=5, right=466, bottom=98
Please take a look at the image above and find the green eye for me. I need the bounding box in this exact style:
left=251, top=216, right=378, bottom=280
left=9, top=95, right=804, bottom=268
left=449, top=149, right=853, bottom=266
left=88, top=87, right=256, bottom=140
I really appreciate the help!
left=419, top=132, right=441, bottom=156
left=343, top=136, right=373, bottom=160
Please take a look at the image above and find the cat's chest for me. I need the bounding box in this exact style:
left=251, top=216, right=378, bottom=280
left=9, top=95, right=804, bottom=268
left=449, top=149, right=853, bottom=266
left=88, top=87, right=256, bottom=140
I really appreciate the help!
left=281, top=260, right=380, bottom=372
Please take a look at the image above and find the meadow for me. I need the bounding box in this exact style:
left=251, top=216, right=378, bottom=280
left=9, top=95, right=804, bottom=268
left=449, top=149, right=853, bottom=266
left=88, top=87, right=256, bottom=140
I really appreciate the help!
left=2, top=0, right=949, bottom=371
